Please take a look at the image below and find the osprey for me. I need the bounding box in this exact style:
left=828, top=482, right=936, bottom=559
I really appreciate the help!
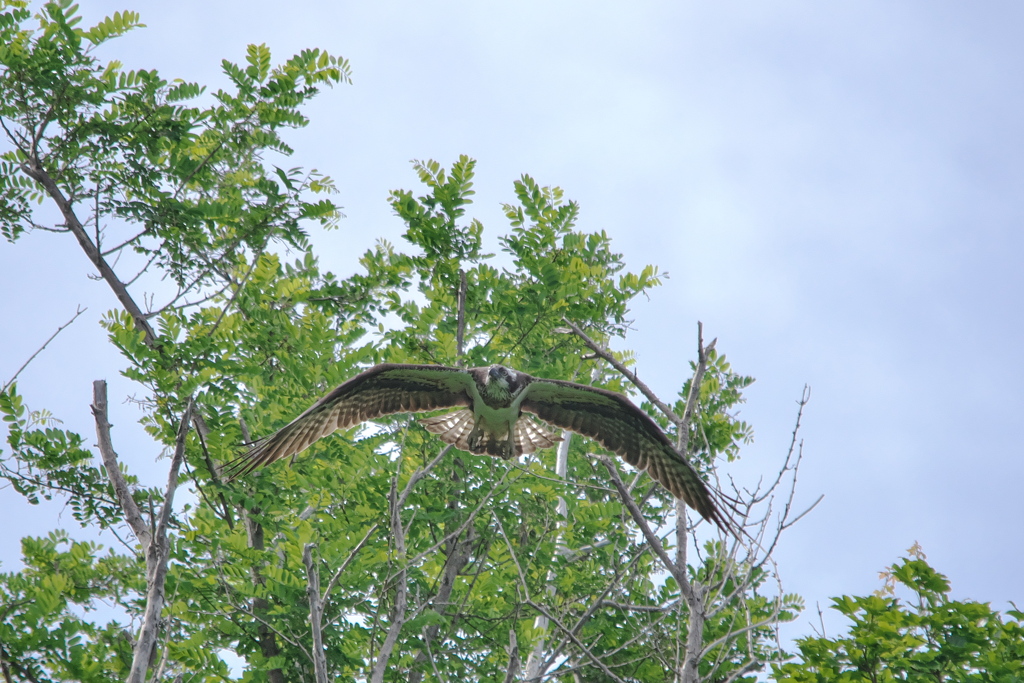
left=228, top=363, right=732, bottom=530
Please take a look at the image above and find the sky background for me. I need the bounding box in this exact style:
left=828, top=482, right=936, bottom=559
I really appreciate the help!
left=2, top=0, right=1022, bottom=651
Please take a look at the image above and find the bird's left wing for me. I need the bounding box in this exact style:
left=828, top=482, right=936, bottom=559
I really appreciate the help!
left=519, top=378, right=733, bottom=532
left=226, top=363, right=475, bottom=478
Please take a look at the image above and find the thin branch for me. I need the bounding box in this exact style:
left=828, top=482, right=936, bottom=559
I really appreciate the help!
left=678, top=321, right=715, bottom=454
left=187, top=412, right=234, bottom=529
left=599, top=456, right=686, bottom=590
left=456, top=269, right=467, bottom=364
left=99, top=230, right=149, bottom=257
left=121, top=252, right=159, bottom=288
left=21, top=160, right=157, bottom=345
left=154, top=396, right=192, bottom=543
left=3, top=306, right=86, bottom=393
left=396, top=445, right=451, bottom=511
left=406, top=467, right=509, bottom=568
left=561, top=317, right=681, bottom=427
left=523, top=599, right=629, bottom=683
left=322, top=523, right=380, bottom=602
left=204, top=250, right=262, bottom=336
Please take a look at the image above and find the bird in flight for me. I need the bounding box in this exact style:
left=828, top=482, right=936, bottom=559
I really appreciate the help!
left=228, top=363, right=734, bottom=531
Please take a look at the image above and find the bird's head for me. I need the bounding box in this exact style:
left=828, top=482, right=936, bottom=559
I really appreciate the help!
left=485, top=365, right=520, bottom=397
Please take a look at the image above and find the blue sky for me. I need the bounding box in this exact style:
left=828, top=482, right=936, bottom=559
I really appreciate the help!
left=2, top=0, right=1022, bottom=647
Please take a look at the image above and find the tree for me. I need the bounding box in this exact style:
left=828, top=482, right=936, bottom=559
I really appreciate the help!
left=773, top=544, right=1024, bottom=683
left=1, top=3, right=811, bottom=680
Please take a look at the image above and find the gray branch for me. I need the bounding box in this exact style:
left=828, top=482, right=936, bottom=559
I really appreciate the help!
left=92, top=380, right=192, bottom=683
left=302, top=544, right=329, bottom=683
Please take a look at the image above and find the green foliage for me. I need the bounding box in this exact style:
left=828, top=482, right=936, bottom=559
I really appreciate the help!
left=0, top=530, right=139, bottom=683
left=0, top=0, right=348, bottom=289
left=773, top=546, right=1024, bottom=683
left=0, top=384, right=127, bottom=527
left=0, top=3, right=796, bottom=680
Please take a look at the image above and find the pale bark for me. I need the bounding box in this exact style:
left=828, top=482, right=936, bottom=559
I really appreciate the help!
left=302, top=544, right=329, bottom=683
left=370, top=478, right=409, bottom=683
left=92, top=380, right=192, bottom=683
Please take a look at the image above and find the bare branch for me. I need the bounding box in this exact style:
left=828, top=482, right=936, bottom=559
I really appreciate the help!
left=302, top=544, right=329, bottom=683
left=523, top=599, right=629, bottom=683
left=93, top=381, right=193, bottom=683
left=678, top=321, right=715, bottom=454
left=456, top=269, right=467, bottom=364
left=503, top=630, right=520, bottom=683
left=130, top=395, right=192, bottom=683
left=561, top=317, right=680, bottom=427
left=599, top=456, right=686, bottom=589
left=99, top=230, right=148, bottom=257
left=121, top=252, right=159, bottom=288
left=370, top=477, right=409, bottom=683
left=396, top=445, right=451, bottom=511
left=92, top=381, right=152, bottom=550
left=154, top=396, right=192, bottom=543
left=3, top=306, right=86, bottom=393
left=322, top=523, right=380, bottom=604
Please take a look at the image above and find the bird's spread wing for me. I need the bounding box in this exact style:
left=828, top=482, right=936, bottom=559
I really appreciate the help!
left=519, top=378, right=732, bottom=531
left=226, top=364, right=475, bottom=478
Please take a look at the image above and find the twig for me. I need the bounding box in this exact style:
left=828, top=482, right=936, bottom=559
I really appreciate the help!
left=678, top=321, right=716, bottom=454
left=99, top=230, right=149, bottom=257
left=22, top=159, right=157, bottom=345
left=456, top=270, right=467, bottom=364
left=3, top=306, right=86, bottom=393
left=322, top=522, right=380, bottom=603
left=204, top=249, right=263, bottom=337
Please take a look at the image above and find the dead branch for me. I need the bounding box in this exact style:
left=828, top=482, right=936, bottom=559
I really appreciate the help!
left=92, top=380, right=192, bottom=683
left=3, top=306, right=86, bottom=393
left=503, top=630, right=520, bottom=683
left=599, top=456, right=686, bottom=589
left=561, top=317, right=681, bottom=427
left=302, top=544, right=329, bottom=683
left=92, top=381, right=153, bottom=550
left=369, top=477, right=410, bottom=683
left=678, top=321, right=716, bottom=454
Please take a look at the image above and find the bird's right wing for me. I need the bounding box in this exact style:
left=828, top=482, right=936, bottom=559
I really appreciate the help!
left=519, top=377, right=735, bottom=533
left=226, top=363, right=476, bottom=478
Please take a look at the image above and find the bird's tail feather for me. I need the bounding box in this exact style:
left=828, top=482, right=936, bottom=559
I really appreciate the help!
left=418, top=410, right=562, bottom=458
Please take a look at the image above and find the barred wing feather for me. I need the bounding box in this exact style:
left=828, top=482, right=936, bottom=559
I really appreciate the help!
left=226, top=364, right=474, bottom=478
left=519, top=378, right=731, bottom=531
